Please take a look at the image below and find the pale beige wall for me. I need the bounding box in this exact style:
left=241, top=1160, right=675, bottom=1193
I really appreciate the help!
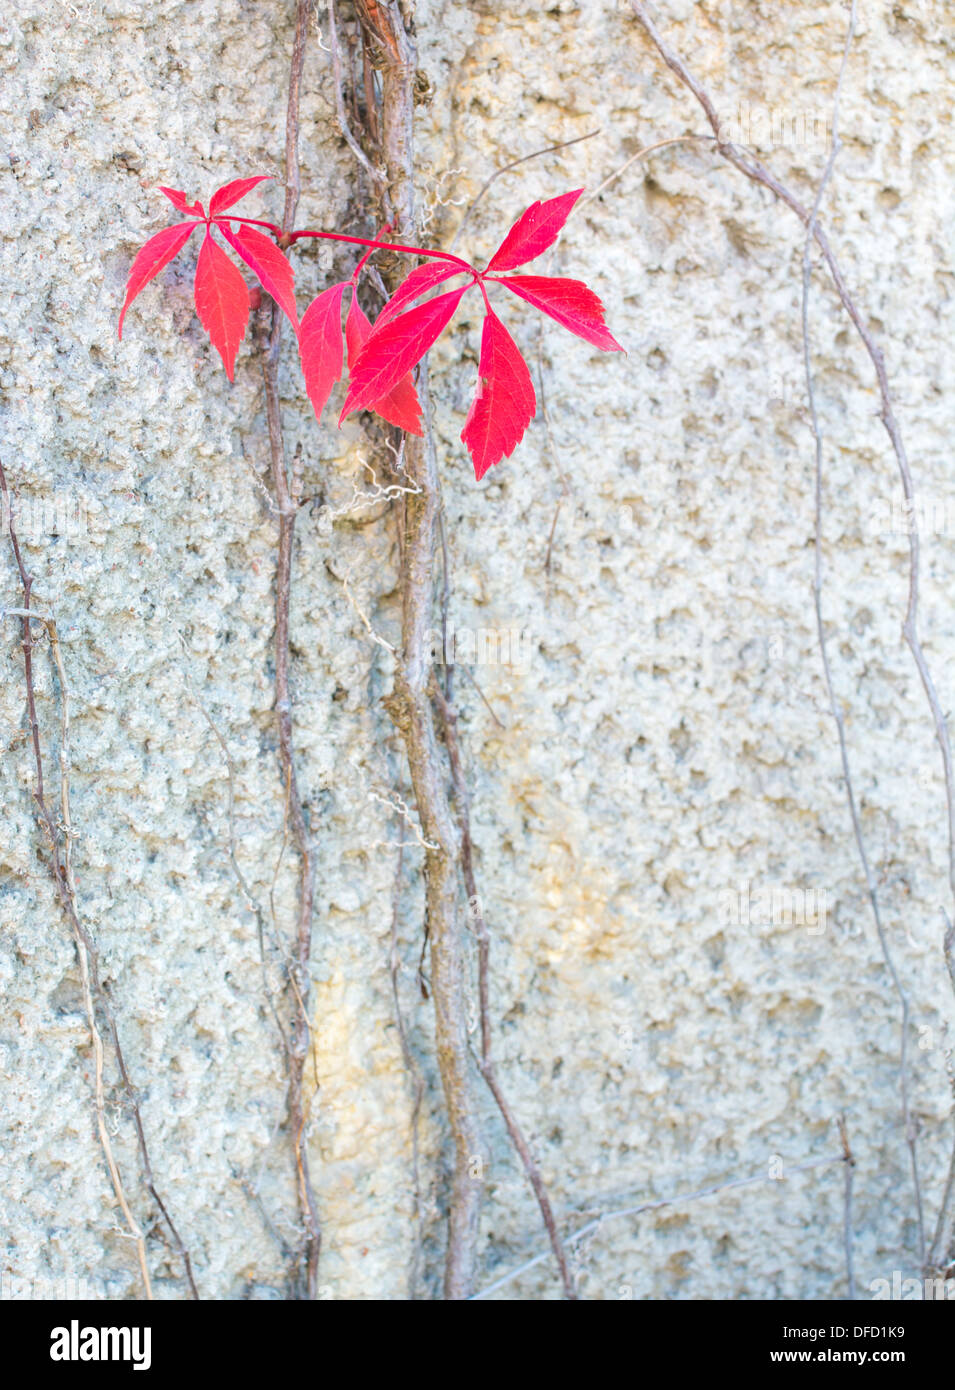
left=2, top=0, right=953, bottom=1299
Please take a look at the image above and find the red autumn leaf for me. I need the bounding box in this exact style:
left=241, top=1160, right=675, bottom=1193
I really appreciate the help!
left=120, top=175, right=623, bottom=478
left=118, top=220, right=199, bottom=339
left=298, top=282, right=348, bottom=422
left=341, top=285, right=470, bottom=422
left=484, top=189, right=583, bottom=274
left=158, top=186, right=205, bottom=218
left=193, top=231, right=250, bottom=381
left=493, top=274, right=624, bottom=352
left=461, top=306, right=536, bottom=481
left=219, top=223, right=298, bottom=327
left=208, top=174, right=271, bottom=217
left=345, top=293, right=422, bottom=435
left=375, top=261, right=467, bottom=328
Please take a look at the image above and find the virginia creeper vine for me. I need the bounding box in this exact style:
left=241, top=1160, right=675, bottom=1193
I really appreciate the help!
left=116, top=0, right=621, bottom=1299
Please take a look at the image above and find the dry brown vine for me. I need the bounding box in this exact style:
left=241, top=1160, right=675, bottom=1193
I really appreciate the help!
left=0, top=460, right=198, bottom=1300
left=258, top=0, right=322, bottom=1301
left=630, top=0, right=955, bottom=1277
left=334, top=0, right=575, bottom=1298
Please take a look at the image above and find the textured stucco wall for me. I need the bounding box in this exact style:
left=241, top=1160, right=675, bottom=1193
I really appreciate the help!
left=2, top=0, right=955, bottom=1300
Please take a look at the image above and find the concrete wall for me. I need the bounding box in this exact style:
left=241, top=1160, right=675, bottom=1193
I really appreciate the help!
left=2, top=0, right=954, bottom=1299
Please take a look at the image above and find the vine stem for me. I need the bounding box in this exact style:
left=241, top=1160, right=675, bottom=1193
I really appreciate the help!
left=630, top=0, right=955, bottom=907
left=448, top=128, right=600, bottom=254
left=799, top=0, right=924, bottom=1262
left=354, top=0, right=487, bottom=1299
left=226, top=213, right=472, bottom=269
left=260, top=0, right=321, bottom=1299
left=471, top=1152, right=846, bottom=1300
left=432, top=682, right=577, bottom=1298
left=383, top=380, right=487, bottom=1300
left=631, top=0, right=955, bottom=1274
left=287, top=229, right=471, bottom=269
left=1, top=461, right=198, bottom=1299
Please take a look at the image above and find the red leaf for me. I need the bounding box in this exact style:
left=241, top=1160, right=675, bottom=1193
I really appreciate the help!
left=495, top=275, right=624, bottom=352
left=375, top=262, right=467, bottom=328
left=219, top=223, right=297, bottom=327
left=461, top=306, right=536, bottom=481
left=345, top=293, right=422, bottom=435
left=208, top=175, right=271, bottom=217
left=118, top=220, right=199, bottom=338
left=193, top=231, right=250, bottom=381
left=340, top=285, right=469, bottom=422
left=485, top=189, right=583, bottom=274
left=158, top=185, right=204, bottom=218
left=298, top=282, right=347, bottom=422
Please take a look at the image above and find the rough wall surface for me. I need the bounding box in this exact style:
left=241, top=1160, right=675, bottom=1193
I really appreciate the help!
left=2, top=0, right=954, bottom=1300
